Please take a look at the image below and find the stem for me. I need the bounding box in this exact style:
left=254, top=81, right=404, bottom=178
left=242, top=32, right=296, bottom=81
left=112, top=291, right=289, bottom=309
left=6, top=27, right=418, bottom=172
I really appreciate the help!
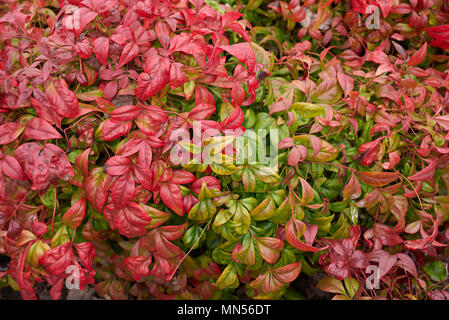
left=71, top=227, right=77, bottom=243
left=167, top=219, right=212, bottom=282
left=51, top=186, right=57, bottom=236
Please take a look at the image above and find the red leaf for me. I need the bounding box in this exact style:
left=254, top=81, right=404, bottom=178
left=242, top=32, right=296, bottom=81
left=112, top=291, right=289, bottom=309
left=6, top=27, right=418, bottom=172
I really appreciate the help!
left=426, top=24, right=449, bottom=40
left=231, top=82, right=246, bottom=107
left=222, top=11, right=243, bottom=27
left=286, top=218, right=325, bottom=252
left=32, top=221, right=47, bottom=237
left=111, top=171, right=135, bottom=209
left=395, top=253, right=417, bottom=277
left=0, top=123, right=25, bottom=145
left=171, top=170, right=196, bottom=184
left=232, top=242, right=255, bottom=265
left=299, top=177, right=314, bottom=205
left=408, top=42, right=427, bottom=67
left=15, top=142, right=74, bottom=191
left=169, top=62, right=188, bottom=89
left=31, top=95, right=64, bottom=128
left=357, top=139, right=380, bottom=166
left=195, top=85, right=215, bottom=106
left=62, top=7, right=97, bottom=37
left=220, top=43, right=256, bottom=73
left=159, top=223, right=187, bottom=241
left=309, top=135, right=322, bottom=158
left=103, top=202, right=151, bottom=238
left=84, top=168, right=110, bottom=212
left=61, top=197, right=87, bottom=229
left=135, top=105, right=168, bottom=135
left=155, top=21, right=170, bottom=49
left=124, top=255, right=152, bottom=281
left=322, top=238, right=368, bottom=280
left=272, top=262, right=302, bottom=283
left=367, top=223, right=403, bottom=247
left=278, top=137, right=294, bottom=149
left=434, top=115, right=449, bottom=131
left=269, top=98, right=290, bottom=115
left=255, top=237, right=284, bottom=264
left=104, top=156, right=132, bottom=176
left=188, top=103, right=216, bottom=121
left=351, top=0, right=367, bottom=13
left=1, top=155, right=27, bottom=180
left=40, top=243, right=73, bottom=276
left=357, top=171, right=399, bottom=187
left=429, top=39, right=449, bottom=51
left=409, top=160, right=437, bottom=182
left=93, top=37, right=109, bottom=66
left=24, top=118, right=62, bottom=140
left=118, top=42, right=139, bottom=68
left=375, top=250, right=397, bottom=279
left=160, top=182, right=184, bottom=216
left=42, top=143, right=74, bottom=179
left=191, top=176, right=221, bottom=194
left=336, top=70, right=354, bottom=95
left=249, top=270, right=283, bottom=293
left=382, top=151, right=400, bottom=170
left=135, top=49, right=171, bottom=100
left=100, top=119, right=132, bottom=141
left=221, top=106, right=244, bottom=130
left=144, top=224, right=186, bottom=259
left=343, top=173, right=361, bottom=200
left=17, top=242, right=37, bottom=300
left=110, top=105, right=141, bottom=121
left=74, top=148, right=91, bottom=177
left=45, top=79, right=79, bottom=118
left=74, top=242, right=95, bottom=270
left=74, top=38, right=92, bottom=59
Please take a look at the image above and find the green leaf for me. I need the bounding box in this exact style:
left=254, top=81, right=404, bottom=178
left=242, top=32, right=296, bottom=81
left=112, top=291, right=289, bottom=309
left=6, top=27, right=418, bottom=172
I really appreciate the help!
left=343, top=206, right=359, bottom=225
left=292, top=102, right=326, bottom=119
left=230, top=201, right=252, bottom=235
left=233, top=237, right=256, bottom=265
left=212, top=247, right=232, bottom=265
left=423, top=261, right=448, bottom=282
left=40, top=186, right=58, bottom=209
left=251, top=165, right=280, bottom=183
left=292, top=135, right=339, bottom=162
left=250, top=195, right=276, bottom=221
left=213, top=209, right=233, bottom=228
left=198, top=182, right=222, bottom=200
left=269, top=197, right=291, bottom=224
left=188, top=199, right=216, bottom=223
left=215, top=263, right=239, bottom=289
left=317, top=277, right=347, bottom=295
left=51, top=225, right=70, bottom=248
left=220, top=101, right=234, bottom=122
left=242, top=167, right=256, bottom=192
left=344, top=277, right=359, bottom=298
left=141, top=204, right=171, bottom=229
left=209, top=162, right=237, bottom=175
left=183, top=225, right=205, bottom=249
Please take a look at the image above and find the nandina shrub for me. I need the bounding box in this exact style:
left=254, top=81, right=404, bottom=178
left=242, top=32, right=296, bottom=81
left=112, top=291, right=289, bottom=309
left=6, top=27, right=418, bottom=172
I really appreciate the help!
left=0, top=0, right=448, bottom=301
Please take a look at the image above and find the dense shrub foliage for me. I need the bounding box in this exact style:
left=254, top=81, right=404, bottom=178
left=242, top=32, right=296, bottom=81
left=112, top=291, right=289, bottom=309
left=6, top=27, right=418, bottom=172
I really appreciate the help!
left=0, top=0, right=448, bottom=300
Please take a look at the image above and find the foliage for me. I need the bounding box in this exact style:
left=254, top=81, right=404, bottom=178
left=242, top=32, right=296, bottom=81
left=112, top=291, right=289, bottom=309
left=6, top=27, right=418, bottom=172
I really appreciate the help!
left=0, top=0, right=448, bottom=300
